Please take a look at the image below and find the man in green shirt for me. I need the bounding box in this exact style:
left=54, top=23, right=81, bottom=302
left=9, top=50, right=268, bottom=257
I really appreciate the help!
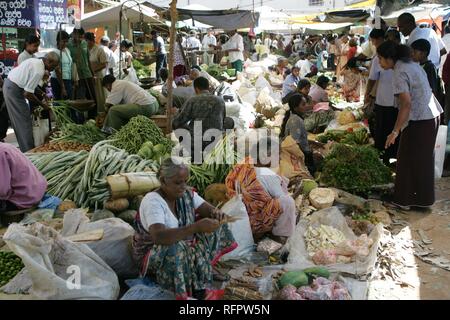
left=68, top=28, right=97, bottom=118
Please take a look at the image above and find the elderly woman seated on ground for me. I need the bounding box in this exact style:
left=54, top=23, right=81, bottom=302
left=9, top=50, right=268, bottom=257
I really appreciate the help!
left=132, top=157, right=237, bottom=300
left=225, top=137, right=297, bottom=243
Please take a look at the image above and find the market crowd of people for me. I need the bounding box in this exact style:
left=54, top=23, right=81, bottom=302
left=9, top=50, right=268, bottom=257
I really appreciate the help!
left=1, top=12, right=450, bottom=300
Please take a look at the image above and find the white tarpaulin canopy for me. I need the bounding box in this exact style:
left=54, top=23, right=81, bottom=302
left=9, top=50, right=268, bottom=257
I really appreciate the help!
left=254, top=6, right=291, bottom=32
left=81, top=2, right=165, bottom=30
left=293, top=22, right=353, bottom=31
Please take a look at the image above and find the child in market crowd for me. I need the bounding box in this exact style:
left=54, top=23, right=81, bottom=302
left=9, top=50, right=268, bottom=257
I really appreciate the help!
left=411, top=39, right=444, bottom=104
left=309, top=75, right=330, bottom=104
left=282, top=78, right=313, bottom=109
left=341, top=58, right=362, bottom=102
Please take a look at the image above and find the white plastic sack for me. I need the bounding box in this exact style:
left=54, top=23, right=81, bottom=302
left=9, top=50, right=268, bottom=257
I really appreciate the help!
left=225, top=101, right=242, bottom=119
left=241, top=90, right=258, bottom=107
left=61, top=209, right=137, bottom=278
left=435, top=125, right=448, bottom=179
left=123, top=67, right=140, bottom=85
left=3, top=223, right=120, bottom=300
left=220, top=191, right=255, bottom=261
left=255, top=75, right=273, bottom=94
left=32, top=119, right=48, bottom=148
left=285, top=207, right=382, bottom=276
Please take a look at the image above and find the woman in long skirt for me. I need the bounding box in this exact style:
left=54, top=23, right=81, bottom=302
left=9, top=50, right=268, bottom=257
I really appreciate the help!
left=377, top=41, right=443, bottom=210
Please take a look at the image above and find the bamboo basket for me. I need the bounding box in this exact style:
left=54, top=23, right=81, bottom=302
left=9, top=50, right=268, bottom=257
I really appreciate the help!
left=106, top=172, right=160, bottom=200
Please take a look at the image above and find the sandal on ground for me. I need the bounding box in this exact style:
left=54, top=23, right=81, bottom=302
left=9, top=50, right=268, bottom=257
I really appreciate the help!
left=383, top=201, right=411, bottom=211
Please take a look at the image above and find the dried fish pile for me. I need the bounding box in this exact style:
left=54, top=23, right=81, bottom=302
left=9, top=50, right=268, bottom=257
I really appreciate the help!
left=369, top=228, right=415, bottom=284
left=223, top=277, right=264, bottom=300
left=414, top=229, right=450, bottom=272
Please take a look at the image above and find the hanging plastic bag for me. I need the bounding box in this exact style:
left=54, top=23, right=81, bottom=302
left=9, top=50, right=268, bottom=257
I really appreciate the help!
left=435, top=125, right=448, bottom=179
left=221, top=183, right=255, bottom=260
left=123, top=66, right=141, bottom=85
left=32, top=118, right=48, bottom=148
left=3, top=223, right=120, bottom=300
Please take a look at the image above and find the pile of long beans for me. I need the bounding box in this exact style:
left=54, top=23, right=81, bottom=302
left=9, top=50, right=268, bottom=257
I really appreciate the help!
left=111, top=115, right=173, bottom=155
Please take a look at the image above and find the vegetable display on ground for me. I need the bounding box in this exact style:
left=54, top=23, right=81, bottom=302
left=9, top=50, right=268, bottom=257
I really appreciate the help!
left=111, top=115, right=173, bottom=155
left=0, top=251, right=24, bottom=288
left=319, top=143, right=392, bottom=194
left=51, top=104, right=106, bottom=145
left=27, top=141, right=158, bottom=209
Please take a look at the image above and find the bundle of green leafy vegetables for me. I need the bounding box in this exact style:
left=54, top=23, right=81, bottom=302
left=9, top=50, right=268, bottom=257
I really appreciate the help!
left=319, top=143, right=392, bottom=194
left=50, top=104, right=106, bottom=145
left=133, top=59, right=151, bottom=78
left=206, top=64, right=224, bottom=80
left=304, top=110, right=335, bottom=133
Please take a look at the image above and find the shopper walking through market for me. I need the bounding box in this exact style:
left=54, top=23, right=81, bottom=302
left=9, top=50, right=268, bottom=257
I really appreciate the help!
left=17, top=35, right=40, bottom=65
left=377, top=41, right=443, bottom=210
left=217, top=30, right=244, bottom=72
left=202, top=29, right=217, bottom=66
left=397, top=12, right=447, bottom=68
left=152, top=31, right=167, bottom=84
left=102, top=75, right=159, bottom=132
left=51, top=31, right=73, bottom=100
left=365, top=29, right=398, bottom=165
left=117, top=40, right=136, bottom=83
left=98, top=36, right=116, bottom=77
left=68, top=28, right=96, bottom=117
left=3, top=53, right=59, bottom=152
left=132, top=157, right=236, bottom=300
left=85, top=32, right=108, bottom=113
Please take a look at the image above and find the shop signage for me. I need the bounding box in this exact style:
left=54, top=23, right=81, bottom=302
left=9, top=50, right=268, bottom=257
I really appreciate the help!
left=0, top=0, right=35, bottom=28
left=0, top=0, right=68, bottom=29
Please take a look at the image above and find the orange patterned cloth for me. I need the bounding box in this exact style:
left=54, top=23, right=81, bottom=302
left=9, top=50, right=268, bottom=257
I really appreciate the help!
left=225, top=160, right=283, bottom=238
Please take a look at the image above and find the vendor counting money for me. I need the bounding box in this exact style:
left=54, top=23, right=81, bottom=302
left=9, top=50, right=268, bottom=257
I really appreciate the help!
left=102, top=75, right=159, bottom=132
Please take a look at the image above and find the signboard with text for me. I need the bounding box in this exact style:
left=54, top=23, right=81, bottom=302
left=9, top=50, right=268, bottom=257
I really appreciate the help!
left=35, top=0, right=67, bottom=29
left=0, top=0, right=35, bottom=28
left=0, top=0, right=69, bottom=29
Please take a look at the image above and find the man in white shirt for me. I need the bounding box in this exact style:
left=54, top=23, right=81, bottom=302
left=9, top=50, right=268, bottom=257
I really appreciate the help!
left=184, top=31, right=202, bottom=67
left=295, top=52, right=313, bottom=78
left=217, top=30, right=244, bottom=72
left=102, top=75, right=159, bottom=131
left=202, top=29, right=217, bottom=66
left=100, top=36, right=116, bottom=76
left=398, top=13, right=447, bottom=68
left=3, top=53, right=59, bottom=152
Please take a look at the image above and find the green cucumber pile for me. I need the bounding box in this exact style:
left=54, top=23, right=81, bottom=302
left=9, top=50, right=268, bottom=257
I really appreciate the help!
left=0, top=252, right=24, bottom=288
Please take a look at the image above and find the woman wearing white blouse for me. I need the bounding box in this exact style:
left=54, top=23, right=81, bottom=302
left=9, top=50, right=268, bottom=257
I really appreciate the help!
left=378, top=41, right=443, bottom=210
